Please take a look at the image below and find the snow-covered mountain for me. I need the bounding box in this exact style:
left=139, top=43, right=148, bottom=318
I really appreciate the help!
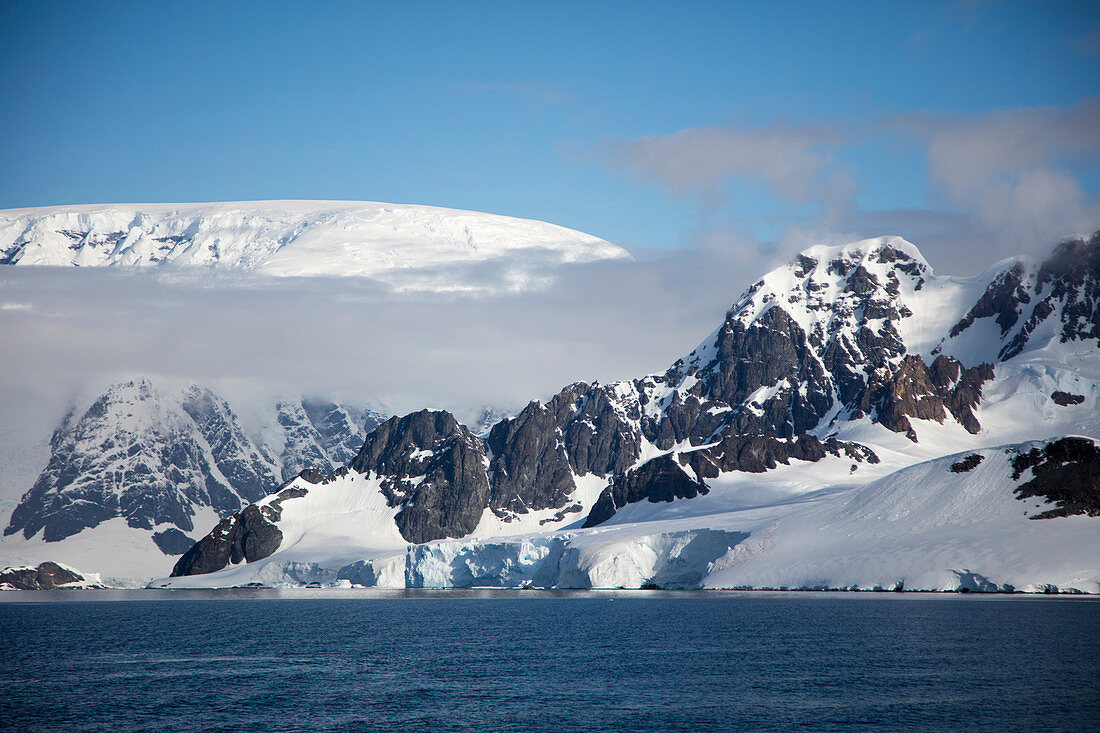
left=0, top=379, right=387, bottom=584
left=0, top=201, right=630, bottom=293
left=157, top=233, right=1100, bottom=592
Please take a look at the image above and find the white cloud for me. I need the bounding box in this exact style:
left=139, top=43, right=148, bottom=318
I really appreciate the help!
left=0, top=252, right=761, bottom=449
left=599, top=122, right=863, bottom=280
left=897, top=96, right=1100, bottom=253
left=608, top=124, right=855, bottom=211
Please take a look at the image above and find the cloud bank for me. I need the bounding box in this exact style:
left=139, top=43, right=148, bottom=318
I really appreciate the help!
left=0, top=250, right=757, bottom=457
left=604, top=96, right=1100, bottom=275
left=910, top=96, right=1100, bottom=247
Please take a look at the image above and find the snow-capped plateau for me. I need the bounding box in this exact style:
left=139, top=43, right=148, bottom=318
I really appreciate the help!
left=0, top=200, right=630, bottom=293
left=146, top=232, right=1100, bottom=593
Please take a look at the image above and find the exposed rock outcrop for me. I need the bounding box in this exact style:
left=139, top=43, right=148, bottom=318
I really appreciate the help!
left=867, top=355, right=994, bottom=440
left=0, top=562, right=88, bottom=590
left=584, top=455, right=709, bottom=528
left=169, top=486, right=307, bottom=576
left=351, top=410, right=491, bottom=544
left=585, top=433, right=878, bottom=527
left=4, top=380, right=385, bottom=548
left=4, top=380, right=248, bottom=542
left=1011, top=437, right=1100, bottom=519
left=681, top=433, right=878, bottom=480
left=949, top=261, right=1031, bottom=340
left=1001, top=234, right=1100, bottom=360
left=180, top=386, right=280, bottom=503
left=547, top=383, right=642, bottom=476
left=486, top=402, right=576, bottom=518
left=1051, top=391, right=1085, bottom=406
left=151, top=528, right=196, bottom=555
left=949, top=454, right=984, bottom=473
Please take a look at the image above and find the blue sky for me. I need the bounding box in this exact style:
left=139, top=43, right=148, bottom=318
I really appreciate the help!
left=2, top=1, right=1098, bottom=269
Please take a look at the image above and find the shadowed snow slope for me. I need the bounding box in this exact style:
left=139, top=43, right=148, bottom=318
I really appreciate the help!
left=0, top=201, right=630, bottom=293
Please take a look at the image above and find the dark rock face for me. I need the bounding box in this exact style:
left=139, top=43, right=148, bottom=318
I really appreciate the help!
left=175, top=408, right=500, bottom=569
left=547, top=384, right=642, bottom=476
left=5, top=380, right=384, bottom=547
left=169, top=486, right=307, bottom=576
left=681, top=433, right=877, bottom=480
left=949, top=261, right=1030, bottom=340
left=351, top=410, right=462, bottom=478
left=180, top=387, right=280, bottom=504
left=4, top=380, right=247, bottom=543
left=480, top=385, right=643, bottom=517
left=867, top=355, right=994, bottom=440
left=0, top=562, right=86, bottom=590
left=392, top=434, right=489, bottom=545
left=583, top=455, right=709, bottom=528
left=152, top=528, right=196, bottom=555
left=610, top=240, right=995, bottom=449
left=1051, top=391, right=1086, bottom=406
left=487, top=402, right=576, bottom=516
left=950, top=454, right=984, bottom=473
left=1011, top=437, right=1100, bottom=519
left=584, top=433, right=878, bottom=527
left=687, top=304, right=835, bottom=440
left=932, top=357, right=996, bottom=434
left=351, top=410, right=491, bottom=544
left=1002, top=234, right=1100, bottom=360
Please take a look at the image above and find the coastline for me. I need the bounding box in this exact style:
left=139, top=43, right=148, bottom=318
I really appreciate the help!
left=3, top=587, right=1099, bottom=603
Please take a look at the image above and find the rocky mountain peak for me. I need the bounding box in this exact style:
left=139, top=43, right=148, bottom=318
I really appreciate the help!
left=350, top=409, right=490, bottom=544
left=623, top=236, right=980, bottom=444
left=3, top=379, right=386, bottom=553
left=942, top=230, right=1100, bottom=362
left=1037, top=233, right=1100, bottom=288
left=4, top=379, right=251, bottom=542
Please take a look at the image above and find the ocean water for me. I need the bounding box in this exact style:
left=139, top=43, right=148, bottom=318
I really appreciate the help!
left=1, top=591, right=1097, bottom=732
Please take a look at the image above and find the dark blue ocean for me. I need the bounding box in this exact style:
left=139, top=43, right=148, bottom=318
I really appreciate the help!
left=1, top=590, right=1097, bottom=732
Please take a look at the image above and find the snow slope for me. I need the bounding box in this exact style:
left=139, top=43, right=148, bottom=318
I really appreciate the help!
left=0, top=201, right=630, bottom=293
left=159, top=435, right=1100, bottom=593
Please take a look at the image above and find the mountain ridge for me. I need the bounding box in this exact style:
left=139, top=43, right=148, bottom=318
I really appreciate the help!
left=162, top=231, right=1100, bottom=591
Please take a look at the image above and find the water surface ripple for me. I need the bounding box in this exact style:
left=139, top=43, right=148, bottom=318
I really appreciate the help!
left=1, top=592, right=1097, bottom=732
